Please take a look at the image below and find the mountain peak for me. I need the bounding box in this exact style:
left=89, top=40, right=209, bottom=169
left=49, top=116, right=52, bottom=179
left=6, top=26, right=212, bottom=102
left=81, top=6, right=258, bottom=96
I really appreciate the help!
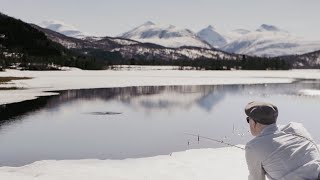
left=206, top=25, right=215, bottom=30
left=197, top=26, right=227, bottom=48
left=257, top=24, right=280, bottom=32
left=168, top=24, right=176, bottom=29
left=142, top=21, right=155, bottom=26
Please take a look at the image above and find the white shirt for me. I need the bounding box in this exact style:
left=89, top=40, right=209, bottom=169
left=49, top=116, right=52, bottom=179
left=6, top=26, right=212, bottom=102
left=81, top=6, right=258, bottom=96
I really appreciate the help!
left=245, top=122, right=320, bottom=180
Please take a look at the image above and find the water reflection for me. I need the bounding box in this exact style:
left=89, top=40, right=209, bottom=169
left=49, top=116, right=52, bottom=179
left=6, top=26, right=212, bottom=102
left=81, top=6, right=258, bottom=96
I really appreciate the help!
left=0, top=80, right=320, bottom=166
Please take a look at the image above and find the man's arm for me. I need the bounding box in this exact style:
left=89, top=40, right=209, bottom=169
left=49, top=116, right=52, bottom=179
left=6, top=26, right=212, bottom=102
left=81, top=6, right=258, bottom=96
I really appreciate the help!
left=245, top=144, right=266, bottom=180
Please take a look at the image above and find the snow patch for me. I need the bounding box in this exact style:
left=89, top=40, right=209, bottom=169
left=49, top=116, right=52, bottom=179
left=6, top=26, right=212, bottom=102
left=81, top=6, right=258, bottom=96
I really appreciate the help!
left=298, top=89, right=320, bottom=96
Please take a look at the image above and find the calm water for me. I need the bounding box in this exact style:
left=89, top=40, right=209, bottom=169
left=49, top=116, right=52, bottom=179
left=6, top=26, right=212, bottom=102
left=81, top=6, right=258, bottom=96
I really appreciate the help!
left=1, top=81, right=320, bottom=166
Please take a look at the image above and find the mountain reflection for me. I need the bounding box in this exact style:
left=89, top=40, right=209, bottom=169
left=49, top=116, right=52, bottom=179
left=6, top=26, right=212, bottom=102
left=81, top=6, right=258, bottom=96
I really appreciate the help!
left=1, top=80, right=320, bottom=125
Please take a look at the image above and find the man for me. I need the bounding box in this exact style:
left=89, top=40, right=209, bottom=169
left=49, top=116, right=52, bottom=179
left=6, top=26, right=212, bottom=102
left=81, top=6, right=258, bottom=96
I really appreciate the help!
left=245, top=101, right=320, bottom=180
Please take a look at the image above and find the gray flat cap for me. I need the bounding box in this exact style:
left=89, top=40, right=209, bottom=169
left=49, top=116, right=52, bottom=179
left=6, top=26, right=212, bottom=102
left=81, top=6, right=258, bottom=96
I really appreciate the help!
left=245, top=101, right=278, bottom=125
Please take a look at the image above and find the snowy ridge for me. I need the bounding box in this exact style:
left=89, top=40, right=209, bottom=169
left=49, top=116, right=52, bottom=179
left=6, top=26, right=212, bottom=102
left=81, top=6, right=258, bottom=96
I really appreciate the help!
left=222, top=25, right=320, bottom=57
left=119, top=21, right=212, bottom=49
left=257, top=24, right=282, bottom=32
left=197, top=25, right=227, bottom=48
left=39, top=20, right=89, bottom=39
left=197, top=26, right=251, bottom=45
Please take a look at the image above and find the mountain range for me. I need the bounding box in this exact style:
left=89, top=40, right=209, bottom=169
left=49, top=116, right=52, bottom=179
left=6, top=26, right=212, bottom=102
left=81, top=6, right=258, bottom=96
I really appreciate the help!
left=32, top=21, right=320, bottom=69
left=40, top=21, right=320, bottom=57
left=33, top=24, right=240, bottom=62
left=1, top=11, right=320, bottom=70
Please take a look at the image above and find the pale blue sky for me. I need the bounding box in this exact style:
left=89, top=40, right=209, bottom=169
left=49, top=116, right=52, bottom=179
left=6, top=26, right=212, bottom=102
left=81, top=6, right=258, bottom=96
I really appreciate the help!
left=1, top=0, right=320, bottom=40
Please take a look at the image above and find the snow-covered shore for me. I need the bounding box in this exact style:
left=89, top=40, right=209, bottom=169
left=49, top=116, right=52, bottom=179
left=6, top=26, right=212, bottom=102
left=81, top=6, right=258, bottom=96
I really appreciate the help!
left=0, top=146, right=247, bottom=180
left=2, top=68, right=320, bottom=105
left=0, top=145, right=319, bottom=180
left=1, top=67, right=320, bottom=179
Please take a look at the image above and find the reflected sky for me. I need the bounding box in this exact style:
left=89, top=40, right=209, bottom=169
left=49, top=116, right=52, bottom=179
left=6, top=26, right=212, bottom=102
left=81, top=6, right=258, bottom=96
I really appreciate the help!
left=0, top=81, right=320, bottom=166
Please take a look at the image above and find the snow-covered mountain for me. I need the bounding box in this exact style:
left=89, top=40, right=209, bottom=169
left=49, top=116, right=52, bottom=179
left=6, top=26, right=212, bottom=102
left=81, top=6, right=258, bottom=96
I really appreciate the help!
left=39, top=20, right=89, bottom=39
left=197, top=25, right=251, bottom=46
left=38, top=20, right=320, bottom=57
left=222, top=24, right=320, bottom=57
left=119, top=21, right=212, bottom=49
left=33, top=23, right=240, bottom=62
left=197, top=25, right=227, bottom=48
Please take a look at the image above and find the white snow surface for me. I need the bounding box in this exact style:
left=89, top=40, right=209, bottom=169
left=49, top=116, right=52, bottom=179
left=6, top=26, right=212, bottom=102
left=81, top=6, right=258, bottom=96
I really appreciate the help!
left=0, top=145, right=319, bottom=180
left=0, top=147, right=247, bottom=180
left=2, top=68, right=320, bottom=179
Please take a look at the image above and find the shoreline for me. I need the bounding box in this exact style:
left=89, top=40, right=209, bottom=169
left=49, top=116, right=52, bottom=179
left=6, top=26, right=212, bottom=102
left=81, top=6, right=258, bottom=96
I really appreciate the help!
left=3, top=68, right=320, bottom=106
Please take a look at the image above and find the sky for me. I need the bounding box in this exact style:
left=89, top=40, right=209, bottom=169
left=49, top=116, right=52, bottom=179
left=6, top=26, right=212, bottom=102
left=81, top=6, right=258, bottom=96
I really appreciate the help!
left=1, top=0, right=320, bottom=40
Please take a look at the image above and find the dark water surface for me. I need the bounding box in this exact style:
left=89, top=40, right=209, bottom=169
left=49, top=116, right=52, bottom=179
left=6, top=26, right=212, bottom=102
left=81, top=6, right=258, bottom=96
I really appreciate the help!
left=1, top=81, right=320, bottom=166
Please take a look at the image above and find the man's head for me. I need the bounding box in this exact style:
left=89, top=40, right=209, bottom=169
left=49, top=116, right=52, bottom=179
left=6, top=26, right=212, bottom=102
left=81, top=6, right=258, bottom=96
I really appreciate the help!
left=245, top=101, right=278, bottom=136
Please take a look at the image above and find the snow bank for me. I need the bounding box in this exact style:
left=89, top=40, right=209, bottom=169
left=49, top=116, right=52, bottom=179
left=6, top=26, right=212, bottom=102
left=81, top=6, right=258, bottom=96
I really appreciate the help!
left=3, top=68, right=320, bottom=105
left=1, top=145, right=319, bottom=180
left=0, top=147, right=247, bottom=180
left=298, top=89, right=320, bottom=96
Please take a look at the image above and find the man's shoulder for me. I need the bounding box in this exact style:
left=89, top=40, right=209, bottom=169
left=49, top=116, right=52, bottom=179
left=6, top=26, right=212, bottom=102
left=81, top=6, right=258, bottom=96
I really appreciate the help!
left=245, top=134, right=273, bottom=150
left=280, top=122, right=313, bottom=139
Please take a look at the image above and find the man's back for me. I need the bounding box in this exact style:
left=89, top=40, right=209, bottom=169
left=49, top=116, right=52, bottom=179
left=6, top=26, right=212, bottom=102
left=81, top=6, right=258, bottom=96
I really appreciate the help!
left=245, top=122, right=320, bottom=180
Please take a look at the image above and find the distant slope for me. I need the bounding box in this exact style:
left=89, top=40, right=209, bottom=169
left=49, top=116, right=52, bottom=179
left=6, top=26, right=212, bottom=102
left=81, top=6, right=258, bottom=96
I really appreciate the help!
left=281, top=50, right=320, bottom=68
left=112, top=45, right=240, bottom=61
left=39, top=20, right=89, bottom=39
left=0, top=13, right=67, bottom=58
left=0, top=13, right=117, bottom=70
left=222, top=24, right=320, bottom=57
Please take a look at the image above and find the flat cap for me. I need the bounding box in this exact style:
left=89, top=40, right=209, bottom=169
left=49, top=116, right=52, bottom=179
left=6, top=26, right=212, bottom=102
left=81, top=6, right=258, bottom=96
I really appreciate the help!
left=245, top=101, right=278, bottom=125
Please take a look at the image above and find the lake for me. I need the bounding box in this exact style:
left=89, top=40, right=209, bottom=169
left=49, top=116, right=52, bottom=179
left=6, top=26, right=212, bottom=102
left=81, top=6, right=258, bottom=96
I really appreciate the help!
left=1, top=80, right=320, bottom=166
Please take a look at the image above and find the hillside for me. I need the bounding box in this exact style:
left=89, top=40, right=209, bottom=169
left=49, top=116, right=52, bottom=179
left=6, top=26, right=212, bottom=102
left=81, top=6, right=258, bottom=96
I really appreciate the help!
left=0, top=13, right=112, bottom=70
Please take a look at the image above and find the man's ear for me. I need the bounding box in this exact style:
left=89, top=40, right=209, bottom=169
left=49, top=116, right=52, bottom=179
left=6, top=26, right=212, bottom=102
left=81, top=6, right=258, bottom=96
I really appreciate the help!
left=253, top=120, right=257, bottom=128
